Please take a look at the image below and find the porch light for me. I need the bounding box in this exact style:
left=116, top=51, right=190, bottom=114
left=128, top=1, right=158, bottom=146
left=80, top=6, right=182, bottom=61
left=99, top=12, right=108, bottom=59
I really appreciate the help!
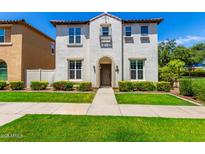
left=115, top=65, right=119, bottom=73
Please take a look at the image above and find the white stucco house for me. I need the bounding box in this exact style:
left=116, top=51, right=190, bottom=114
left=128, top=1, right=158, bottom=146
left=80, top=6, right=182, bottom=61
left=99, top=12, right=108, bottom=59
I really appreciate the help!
left=50, top=13, right=163, bottom=88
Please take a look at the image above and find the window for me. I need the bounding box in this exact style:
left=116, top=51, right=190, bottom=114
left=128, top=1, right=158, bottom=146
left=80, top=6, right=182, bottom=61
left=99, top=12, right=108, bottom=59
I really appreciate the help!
left=0, top=61, right=7, bottom=81
left=51, top=43, right=55, bottom=55
left=125, top=26, right=132, bottom=36
left=68, top=27, right=81, bottom=44
left=0, top=29, right=5, bottom=43
left=68, top=60, right=82, bottom=80
left=141, top=26, right=148, bottom=35
left=102, top=27, right=109, bottom=36
left=130, top=60, right=144, bottom=80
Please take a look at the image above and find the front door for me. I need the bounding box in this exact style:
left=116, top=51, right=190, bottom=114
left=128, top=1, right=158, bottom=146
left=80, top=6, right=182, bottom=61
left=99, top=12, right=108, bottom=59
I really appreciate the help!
left=100, top=64, right=111, bottom=86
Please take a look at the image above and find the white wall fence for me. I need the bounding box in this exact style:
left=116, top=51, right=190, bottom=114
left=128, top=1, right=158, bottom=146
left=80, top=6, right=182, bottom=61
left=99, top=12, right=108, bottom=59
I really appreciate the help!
left=26, top=69, right=55, bottom=87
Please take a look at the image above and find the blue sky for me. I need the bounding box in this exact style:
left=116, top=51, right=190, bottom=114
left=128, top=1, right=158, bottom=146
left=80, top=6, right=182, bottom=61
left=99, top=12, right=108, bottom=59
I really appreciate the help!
left=0, top=12, right=205, bottom=47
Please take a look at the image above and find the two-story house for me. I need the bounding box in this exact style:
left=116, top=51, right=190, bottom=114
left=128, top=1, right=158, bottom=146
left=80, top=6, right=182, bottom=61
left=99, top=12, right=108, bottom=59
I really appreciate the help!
left=0, top=19, right=55, bottom=82
left=51, top=13, right=163, bottom=88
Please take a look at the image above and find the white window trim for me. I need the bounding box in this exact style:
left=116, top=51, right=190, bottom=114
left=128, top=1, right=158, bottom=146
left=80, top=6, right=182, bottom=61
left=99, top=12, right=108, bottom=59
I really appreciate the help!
left=129, top=60, right=145, bottom=81
left=68, top=60, right=83, bottom=81
left=0, top=42, right=12, bottom=46
left=68, top=27, right=82, bottom=45
left=0, top=29, right=5, bottom=43
left=125, top=26, right=132, bottom=37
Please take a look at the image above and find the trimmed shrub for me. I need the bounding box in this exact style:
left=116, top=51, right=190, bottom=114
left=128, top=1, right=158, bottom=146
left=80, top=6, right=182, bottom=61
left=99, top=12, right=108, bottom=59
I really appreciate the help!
left=179, top=78, right=193, bottom=96
left=192, top=79, right=205, bottom=101
left=0, top=81, right=7, bottom=90
left=156, top=82, right=171, bottom=92
left=31, top=81, right=49, bottom=90
left=10, top=81, right=24, bottom=90
left=133, top=81, right=156, bottom=91
left=52, top=81, right=73, bottom=91
left=79, top=82, right=92, bottom=91
left=118, top=81, right=133, bottom=92
left=183, top=69, right=205, bottom=77
left=118, top=81, right=156, bottom=92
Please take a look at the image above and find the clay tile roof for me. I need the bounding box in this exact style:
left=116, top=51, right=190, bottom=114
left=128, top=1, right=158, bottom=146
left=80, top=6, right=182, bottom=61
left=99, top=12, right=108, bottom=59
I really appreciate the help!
left=122, top=18, right=163, bottom=24
left=0, top=19, right=54, bottom=41
left=50, top=20, right=89, bottom=26
left=89, top=13, right=121, bottom=22
left=50, top=14, right=163, bottom=27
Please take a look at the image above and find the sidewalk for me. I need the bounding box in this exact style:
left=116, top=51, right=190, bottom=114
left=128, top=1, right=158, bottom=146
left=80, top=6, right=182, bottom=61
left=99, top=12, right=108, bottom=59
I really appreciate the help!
left=0, top=88, right=205, bottom=126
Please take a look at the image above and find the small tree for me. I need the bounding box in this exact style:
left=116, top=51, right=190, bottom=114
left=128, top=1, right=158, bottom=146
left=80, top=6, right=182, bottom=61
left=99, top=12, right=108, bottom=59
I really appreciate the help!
left=158, top=39, right=177, bottom=67
left=172, top=46, right=204, bottom=76
left=159, top=59, right=185, bottom=87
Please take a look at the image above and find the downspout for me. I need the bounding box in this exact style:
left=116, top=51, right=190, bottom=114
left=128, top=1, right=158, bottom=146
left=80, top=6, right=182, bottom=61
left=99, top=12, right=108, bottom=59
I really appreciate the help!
left=121, top=23, right=124, bottom=81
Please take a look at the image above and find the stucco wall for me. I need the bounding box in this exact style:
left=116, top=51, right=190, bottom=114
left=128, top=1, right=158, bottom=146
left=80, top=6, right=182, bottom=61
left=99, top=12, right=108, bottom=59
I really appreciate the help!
left=55, top=24, right=90, bottom=81
left=0, top=24, right=55, bottom=82
left=55, top=14, right=159, bottom=87
left=21, top=25, right=55, bottom=81
left=123, top=23, right=158, bottom=81
left=0, top=24, right=23, bottom=81
left=89, top=15, right=122, bottom=87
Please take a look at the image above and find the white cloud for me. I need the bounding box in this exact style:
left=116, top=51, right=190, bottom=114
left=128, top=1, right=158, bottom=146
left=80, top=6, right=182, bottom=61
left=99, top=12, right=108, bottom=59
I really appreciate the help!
left=175, top=35, right=205, bottom=46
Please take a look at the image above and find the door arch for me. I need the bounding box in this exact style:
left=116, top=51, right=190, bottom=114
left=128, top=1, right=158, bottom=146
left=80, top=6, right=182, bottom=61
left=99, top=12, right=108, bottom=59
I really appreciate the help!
left=98, top=56, right=112, bottom=87
left=0, top=60, right=8, bottom=81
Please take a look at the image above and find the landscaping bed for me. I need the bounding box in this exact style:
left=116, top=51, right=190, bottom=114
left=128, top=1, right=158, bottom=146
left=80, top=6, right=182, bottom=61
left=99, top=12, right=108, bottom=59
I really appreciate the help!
left=1, top=115, right=205, bottom=141
left=115, top=93, right=194, bottom=105
left=0, top=92, right=95, bottom=103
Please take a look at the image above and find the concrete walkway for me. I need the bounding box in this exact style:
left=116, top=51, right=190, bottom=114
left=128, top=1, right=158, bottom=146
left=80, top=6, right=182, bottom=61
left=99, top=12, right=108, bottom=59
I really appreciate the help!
left=86, top=87, right=121, bottom=115
left=0, top=87, right=205, bottom=126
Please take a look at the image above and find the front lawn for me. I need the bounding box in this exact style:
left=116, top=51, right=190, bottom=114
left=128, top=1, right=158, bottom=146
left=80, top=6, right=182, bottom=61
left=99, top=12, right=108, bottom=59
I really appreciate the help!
left=0, top=92, right=95, bottom=103
left=115, top=93, right=194, bottom=105
left=0, top=115, right=205, bottom=141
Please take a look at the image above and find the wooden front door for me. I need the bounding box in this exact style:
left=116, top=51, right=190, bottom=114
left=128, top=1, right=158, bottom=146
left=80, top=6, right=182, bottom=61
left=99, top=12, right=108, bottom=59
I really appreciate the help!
left=100, top=64, right=111, bottom=86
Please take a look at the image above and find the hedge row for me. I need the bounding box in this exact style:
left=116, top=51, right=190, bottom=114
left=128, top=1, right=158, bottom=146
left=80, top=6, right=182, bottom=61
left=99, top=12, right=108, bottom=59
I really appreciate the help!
left=183, top=69, right=205, bottom=77
left=118, top=81, right=171, bottom=92
left=52, top=81, right=73, bottom=91
left=179, top=78, right=205, bottom=101
left=0, top=80, right=93, bottom=91
left=0, top=81, right=7, bottom=90
left=0, top=81, right=24, bottom=90
left=52, top=81, right=92, bottom=91
left=31, top=81, right=49, bottom=90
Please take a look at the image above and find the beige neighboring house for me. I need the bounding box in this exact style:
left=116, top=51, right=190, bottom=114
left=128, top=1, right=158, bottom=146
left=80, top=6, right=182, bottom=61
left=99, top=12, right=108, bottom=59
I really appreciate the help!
left=0, top=19, right=55, bottom=82
left=51, top=13, right=163, bottom=88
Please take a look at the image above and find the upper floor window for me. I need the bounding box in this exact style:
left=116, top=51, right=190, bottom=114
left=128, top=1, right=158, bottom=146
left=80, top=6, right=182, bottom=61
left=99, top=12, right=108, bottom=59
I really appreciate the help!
left=51, top=43, right=55, bottom=55
left=101, top=27, right=109, bottom=36
left=0, top=28, right=5, bottom=43
left=125, top=26, right=132, bottom=36
left=68, top=27, right=81, bottom=44
left=141, top=26, right=148, bottom=35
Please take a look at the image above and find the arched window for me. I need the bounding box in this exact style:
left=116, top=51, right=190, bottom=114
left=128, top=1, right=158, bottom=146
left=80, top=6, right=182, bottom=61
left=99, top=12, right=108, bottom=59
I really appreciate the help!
left=0, top=60, right=7, bottom=81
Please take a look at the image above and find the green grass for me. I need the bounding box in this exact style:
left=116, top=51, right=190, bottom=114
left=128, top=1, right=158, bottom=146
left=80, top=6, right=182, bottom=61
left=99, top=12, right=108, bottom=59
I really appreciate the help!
left=0, top=115, right=205, bottom=141
left=115, top=93, right=194, bottom=105
left=0, top=92, right=95, bottom=103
